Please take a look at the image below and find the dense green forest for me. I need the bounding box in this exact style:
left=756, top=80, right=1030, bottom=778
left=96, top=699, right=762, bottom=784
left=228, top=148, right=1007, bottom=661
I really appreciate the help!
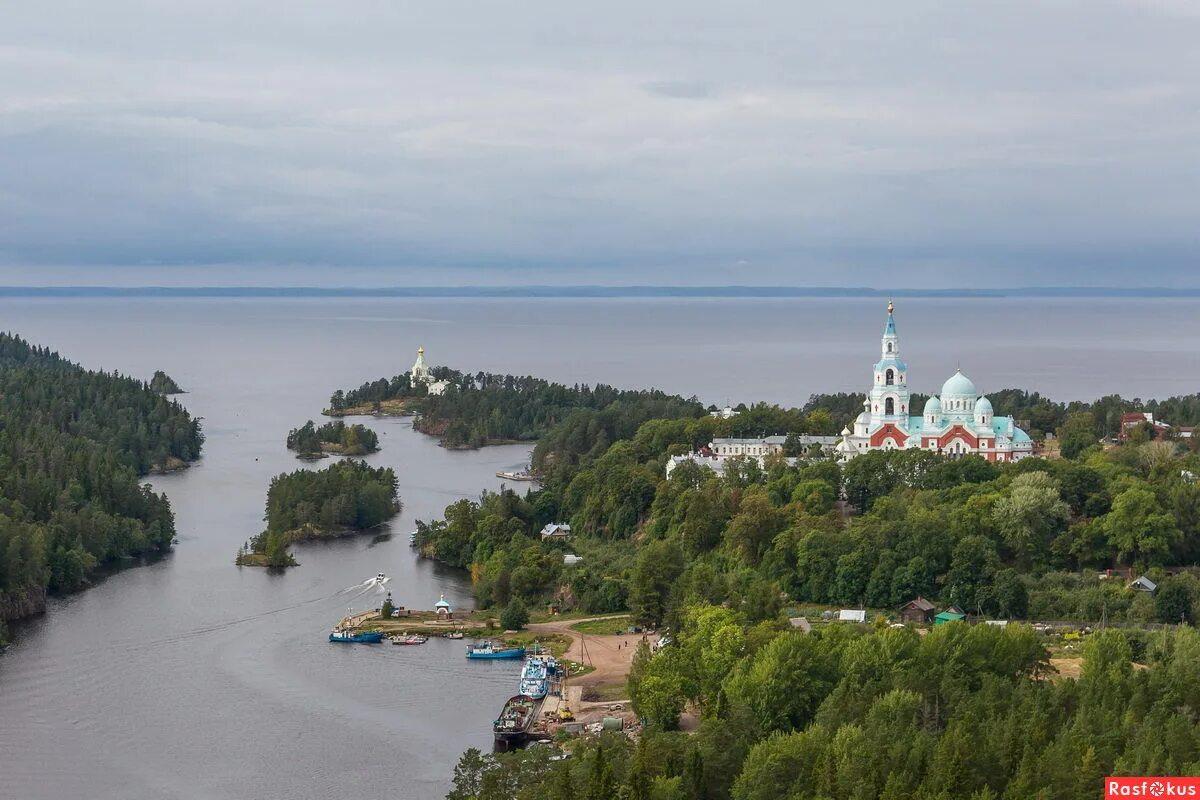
left=285, top=420, right=379, bottom=457
left=327, top=367, right=705, bottom=449
left=240, top=460, right=399, bottom=567
left=449, top=619, right=1200, bottom=800
left=415, top=406, right=1200, bottom=626
left=401, top=371, right=1200, bottom=797
left=0, top=334, right=203, bottom=635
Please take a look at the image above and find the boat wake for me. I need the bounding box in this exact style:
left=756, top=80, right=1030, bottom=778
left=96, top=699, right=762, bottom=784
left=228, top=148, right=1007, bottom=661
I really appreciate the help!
left=335, top=575, right=390, bottom=598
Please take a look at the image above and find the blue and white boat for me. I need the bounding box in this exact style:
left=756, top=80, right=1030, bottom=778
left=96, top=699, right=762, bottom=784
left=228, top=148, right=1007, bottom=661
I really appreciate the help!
left=329, top=628, right=384, bottom=644
left=519, top=656, right=549, bottom=699
left=466, top=640, right=526, bottom=660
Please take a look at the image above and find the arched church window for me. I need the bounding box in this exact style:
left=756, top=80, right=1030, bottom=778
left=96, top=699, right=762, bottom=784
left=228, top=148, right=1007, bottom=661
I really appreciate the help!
left=887, top=342, right=893, bottom=352
left=885, top=398, right=895, bottom=415
left=885, top=369, right=894, bottom=385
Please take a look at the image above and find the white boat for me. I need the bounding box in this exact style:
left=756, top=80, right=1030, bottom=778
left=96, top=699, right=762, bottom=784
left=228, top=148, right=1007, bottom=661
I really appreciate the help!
left=369, top=572, right=388, bottom=585
left=391, top=634, right=428, bottom=645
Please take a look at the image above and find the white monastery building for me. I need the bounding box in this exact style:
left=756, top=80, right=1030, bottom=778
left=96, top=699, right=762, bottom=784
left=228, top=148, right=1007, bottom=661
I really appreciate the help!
left=834, top=303, right=1033, bottom=462
left=410, top=346, right=450, bottom=396
left=665, top=434, right=838, bottom=478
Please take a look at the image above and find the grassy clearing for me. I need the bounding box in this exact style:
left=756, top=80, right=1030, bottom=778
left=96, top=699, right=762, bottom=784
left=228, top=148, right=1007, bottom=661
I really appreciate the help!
left=498, top=631, right=574, bottom=657
left=569, top=615, right=632, bottom=635
left=561, top=661, right=596, bottom=680
left=580, top=683, right=628, bottom=703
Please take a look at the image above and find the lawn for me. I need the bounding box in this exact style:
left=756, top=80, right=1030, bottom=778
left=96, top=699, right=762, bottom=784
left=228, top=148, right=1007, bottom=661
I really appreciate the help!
left=568, top=615, right=632, bottom=636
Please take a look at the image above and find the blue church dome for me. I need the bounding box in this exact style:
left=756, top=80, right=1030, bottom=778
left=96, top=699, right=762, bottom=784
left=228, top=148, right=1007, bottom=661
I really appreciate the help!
left=974, top=396, right=993, bottom=415
left=941, top=370, right=977, bottom=399
left=924, top=396, right=942, bottom=415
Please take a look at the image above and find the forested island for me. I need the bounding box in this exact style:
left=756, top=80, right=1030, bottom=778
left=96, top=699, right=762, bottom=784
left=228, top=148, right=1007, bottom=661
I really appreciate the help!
left=0, top=334, right=203, bottom=641
left=237, top=460, right=399, bottom=568
left=285, top=420, right=379, bottom=458
left=413, top=369, right=1200, bottom=798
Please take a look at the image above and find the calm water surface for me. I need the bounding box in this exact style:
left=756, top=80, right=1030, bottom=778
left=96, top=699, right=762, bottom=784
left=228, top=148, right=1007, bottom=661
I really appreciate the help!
left=0, top=296, right=1195, bottom=800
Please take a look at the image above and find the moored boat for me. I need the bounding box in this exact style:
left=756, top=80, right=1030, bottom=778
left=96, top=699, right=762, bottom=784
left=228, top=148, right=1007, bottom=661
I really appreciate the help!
left=445, top=630, right=465, bottom=639
left=466, top=640, right=526, bottom=660
left=493, top=695, right=537, bottom=741
left=390, top=634, right=428, bottom=645
left=329, top=628, right=384, bottom=644
left=519, top=656, right=550, bottom=698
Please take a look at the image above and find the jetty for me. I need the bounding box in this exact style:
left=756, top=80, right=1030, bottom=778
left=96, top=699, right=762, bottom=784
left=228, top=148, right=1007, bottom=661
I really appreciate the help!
left=496, top=469, right=538, bottom=482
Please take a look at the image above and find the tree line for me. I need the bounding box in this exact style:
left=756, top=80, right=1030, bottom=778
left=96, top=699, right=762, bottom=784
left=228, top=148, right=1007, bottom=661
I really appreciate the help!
left=327, top=365, right=706, bottom=450
left=0, top=333, right=203, bottom=636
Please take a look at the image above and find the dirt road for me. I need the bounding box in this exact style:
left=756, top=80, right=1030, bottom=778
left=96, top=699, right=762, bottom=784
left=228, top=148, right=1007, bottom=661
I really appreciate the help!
left=527, top=616, right=656, bottom=689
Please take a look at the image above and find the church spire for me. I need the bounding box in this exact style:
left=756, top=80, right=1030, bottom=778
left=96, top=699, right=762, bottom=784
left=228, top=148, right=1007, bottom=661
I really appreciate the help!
left=881, top=300, right=899, bottom=357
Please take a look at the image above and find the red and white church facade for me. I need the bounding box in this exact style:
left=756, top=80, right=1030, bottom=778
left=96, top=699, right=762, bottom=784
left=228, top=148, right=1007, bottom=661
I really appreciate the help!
left=835, top=303, right=1034, bottom=463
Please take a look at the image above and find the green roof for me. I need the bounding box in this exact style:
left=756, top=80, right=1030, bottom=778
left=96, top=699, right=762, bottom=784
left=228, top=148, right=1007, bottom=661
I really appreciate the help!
left=934, top=611, right=966, bottom=624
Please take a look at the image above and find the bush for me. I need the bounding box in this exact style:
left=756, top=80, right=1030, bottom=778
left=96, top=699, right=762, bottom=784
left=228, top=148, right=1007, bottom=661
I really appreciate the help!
left=1155, top=579, right=1194, bottom=624
left=500, top=598, right=530, bottom=630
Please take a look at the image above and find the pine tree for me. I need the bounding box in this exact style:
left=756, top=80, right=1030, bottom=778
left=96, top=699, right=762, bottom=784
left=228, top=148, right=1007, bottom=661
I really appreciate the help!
left=683, top=746, right=706, bottom=800
left=551, top=762, right=574, bottom=800
left=586, top=746, right=616, bottom=800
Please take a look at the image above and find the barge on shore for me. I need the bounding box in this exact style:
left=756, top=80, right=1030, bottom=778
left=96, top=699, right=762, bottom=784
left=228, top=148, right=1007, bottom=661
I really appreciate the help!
left=493, top=694, right=540, bottom=748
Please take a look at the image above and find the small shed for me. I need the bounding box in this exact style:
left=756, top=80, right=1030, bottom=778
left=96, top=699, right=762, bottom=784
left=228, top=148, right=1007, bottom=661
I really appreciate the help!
left=899, top=596, right=936, bottom=623
left=540, top=523, right=572, bottom=541
left=838, top=609, right=867, bottom=624
left=435, top=593, right=453, bottom=619
left=934, top=611, right=966, bottom=625
left=1129, top=576, right=1158, bottom=594
left=789, top=616, right=813, bottom=634
left=563, top=554, right=583, bottom=566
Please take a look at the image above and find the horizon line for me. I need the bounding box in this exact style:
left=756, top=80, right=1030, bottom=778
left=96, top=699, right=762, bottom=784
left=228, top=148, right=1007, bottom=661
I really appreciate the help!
left=0, top=285, right=1196, bottom=298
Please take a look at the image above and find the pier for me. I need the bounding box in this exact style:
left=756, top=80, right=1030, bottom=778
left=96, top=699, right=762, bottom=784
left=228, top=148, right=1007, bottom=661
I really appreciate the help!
left=496, top=470, right=538, bottom=481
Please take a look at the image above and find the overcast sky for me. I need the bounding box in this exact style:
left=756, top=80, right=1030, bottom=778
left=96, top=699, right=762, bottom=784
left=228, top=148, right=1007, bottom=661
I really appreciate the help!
left=1, top=1, right=1197, bottom=287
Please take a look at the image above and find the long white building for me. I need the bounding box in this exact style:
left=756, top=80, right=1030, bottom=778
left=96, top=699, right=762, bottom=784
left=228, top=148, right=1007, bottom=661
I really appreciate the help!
left=665, top=434, right=838, bottom=478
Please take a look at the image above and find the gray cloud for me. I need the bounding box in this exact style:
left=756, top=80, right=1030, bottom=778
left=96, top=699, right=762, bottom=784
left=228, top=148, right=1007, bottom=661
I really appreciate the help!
left=0, top=1, right=1197, bottom=285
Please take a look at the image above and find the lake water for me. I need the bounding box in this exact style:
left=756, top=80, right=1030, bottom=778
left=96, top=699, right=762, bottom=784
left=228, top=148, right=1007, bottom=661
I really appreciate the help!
left=0, top=295, right=1196, bottom=800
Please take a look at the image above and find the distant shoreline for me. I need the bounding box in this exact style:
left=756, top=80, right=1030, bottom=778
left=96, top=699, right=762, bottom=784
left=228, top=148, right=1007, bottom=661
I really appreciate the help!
left=0, top=285, right=1199, bottom=299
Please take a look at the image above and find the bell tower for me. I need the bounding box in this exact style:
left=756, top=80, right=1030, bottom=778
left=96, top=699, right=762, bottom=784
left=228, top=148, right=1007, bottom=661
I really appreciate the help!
left=869, top=300, right=911, bottom=425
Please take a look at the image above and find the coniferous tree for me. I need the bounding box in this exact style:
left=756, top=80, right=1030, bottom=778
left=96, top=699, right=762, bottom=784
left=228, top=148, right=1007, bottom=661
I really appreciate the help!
left=550, top=761, right=574, bottom=800
left=585, top=747, right=615, bottom=800
left=682, top=746, right=706, bottom=800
